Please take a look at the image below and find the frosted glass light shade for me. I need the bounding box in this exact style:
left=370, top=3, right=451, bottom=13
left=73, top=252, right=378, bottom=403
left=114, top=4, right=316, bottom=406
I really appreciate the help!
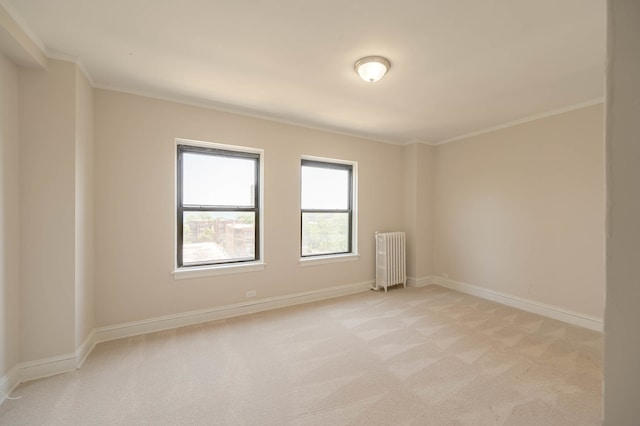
left=354, top=56, right=390, bottom=82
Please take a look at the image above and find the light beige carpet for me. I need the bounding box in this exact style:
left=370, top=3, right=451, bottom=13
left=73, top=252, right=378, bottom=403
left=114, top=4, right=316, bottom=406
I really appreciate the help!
left=0, top=285, right=602, bottom=425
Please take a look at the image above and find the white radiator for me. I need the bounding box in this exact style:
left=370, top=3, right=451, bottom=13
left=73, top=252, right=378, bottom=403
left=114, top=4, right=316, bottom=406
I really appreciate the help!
left=374, top=232, right=407, bottom=292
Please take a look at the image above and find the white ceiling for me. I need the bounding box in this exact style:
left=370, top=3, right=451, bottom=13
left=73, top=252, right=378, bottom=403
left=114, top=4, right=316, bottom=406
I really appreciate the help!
left=5, top=0, right=605, bottom=144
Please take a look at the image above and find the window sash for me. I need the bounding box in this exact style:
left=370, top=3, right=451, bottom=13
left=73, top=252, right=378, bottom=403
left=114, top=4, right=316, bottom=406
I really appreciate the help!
left=177, top=145, right=260, bottom=267
left=300, top=160, right=353, bottom=257
left=181, top=148, right=257, bottom=208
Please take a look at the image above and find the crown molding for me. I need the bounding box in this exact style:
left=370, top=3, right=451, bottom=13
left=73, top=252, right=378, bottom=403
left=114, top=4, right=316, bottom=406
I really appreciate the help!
left=92, top=81, right=401, bottom=145
left=434, top=98, right=605, bottom=145
left=47, top=52, right=95, bottom=85
left=0, top=1, right=47, bottom=68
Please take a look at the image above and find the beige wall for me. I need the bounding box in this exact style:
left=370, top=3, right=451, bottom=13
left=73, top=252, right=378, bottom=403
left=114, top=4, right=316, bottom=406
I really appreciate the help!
left=433, top=104, right=605, bottom=319
left=403, top=144, right=419, bottom=278
left=94, top=89, right=405, bottom=327
left=0, top=55, right=95, bottom=371
left=415, top=144, right=434, bottom=279
left=74, top=66, right=95, bottom=347
left=404, top=143, right=434, bottom=281
left=0, top=52, right=20, bottom=378
left=604, top=0, right=640, bottom=423
left=19, top=60, right=78, bottom=361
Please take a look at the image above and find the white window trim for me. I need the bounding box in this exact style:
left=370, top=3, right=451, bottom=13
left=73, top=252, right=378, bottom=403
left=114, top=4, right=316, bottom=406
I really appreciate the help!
left=173, top=261, right=266, bottom=280
left=174, top=138, right=265, bottom=278
left=299, top=155, right=358, bottom=263
left=299, top=253, right=359, bottom=267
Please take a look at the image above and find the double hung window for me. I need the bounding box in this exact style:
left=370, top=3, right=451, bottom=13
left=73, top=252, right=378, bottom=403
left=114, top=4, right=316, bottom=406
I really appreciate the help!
left=177, top=144, right=260, bottom=267
left=301, top=159, right=354, bottom=257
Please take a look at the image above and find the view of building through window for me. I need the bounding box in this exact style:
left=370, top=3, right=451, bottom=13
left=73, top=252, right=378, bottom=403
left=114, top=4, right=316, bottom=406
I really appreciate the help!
left=182, top=211, right=255, bottom=264
left=178, top=145, right=259, bottom=267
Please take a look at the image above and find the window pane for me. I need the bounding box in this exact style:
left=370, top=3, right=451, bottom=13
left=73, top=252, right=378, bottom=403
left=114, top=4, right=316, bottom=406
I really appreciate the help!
left=301, top=166, right=349, bottom=209
left=182, top=211, right=255, bottom=264
left=301, top=212, right=349, bottom=256
left=183, top=153, right=256, bottom=207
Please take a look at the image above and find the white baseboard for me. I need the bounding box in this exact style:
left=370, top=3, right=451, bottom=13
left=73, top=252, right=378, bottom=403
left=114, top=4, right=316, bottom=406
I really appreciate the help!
left=1, top=351, right=79, bottom=406
left=77, top=330, right=96, bottom=368
left=18, top=354, right=78, bottom=384
left=1, top=280, right=372, bottom=404
left=95, top=280, right=374, bottom=343
left=0, top=365, right=20, bottom=404
left=0, top=328, right=97, bottom=404
left=433, top=277, right=603, bottom=332
left=407, top=276, right=435, bottom=288
left=19, top=329, right=97, bottom=384
left=4, top=275, right=601, bottom=405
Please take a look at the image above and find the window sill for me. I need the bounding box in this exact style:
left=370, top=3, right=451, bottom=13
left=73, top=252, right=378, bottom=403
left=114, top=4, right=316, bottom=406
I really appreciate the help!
left=173, top=261, right=266, bottom=280
left=299, top=253, right=359, bottom=267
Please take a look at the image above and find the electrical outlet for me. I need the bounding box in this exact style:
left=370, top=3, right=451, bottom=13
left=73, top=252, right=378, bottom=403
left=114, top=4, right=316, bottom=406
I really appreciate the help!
left=440, top=273, right=449, bottom=279
left=246, top=290, right=256, bottom=298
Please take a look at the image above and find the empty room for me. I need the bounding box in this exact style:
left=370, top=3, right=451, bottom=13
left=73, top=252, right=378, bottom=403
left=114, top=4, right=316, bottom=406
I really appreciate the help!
left=1, top=0, right=639, bottom=425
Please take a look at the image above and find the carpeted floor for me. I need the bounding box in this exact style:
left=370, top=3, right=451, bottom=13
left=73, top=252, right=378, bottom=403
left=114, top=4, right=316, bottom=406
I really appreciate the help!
left=0, top=285, right=602, bottom=425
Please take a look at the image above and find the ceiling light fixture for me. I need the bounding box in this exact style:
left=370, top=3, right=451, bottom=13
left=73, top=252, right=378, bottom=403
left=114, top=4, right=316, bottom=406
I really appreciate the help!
left=354, top=56, right=391, bottom=83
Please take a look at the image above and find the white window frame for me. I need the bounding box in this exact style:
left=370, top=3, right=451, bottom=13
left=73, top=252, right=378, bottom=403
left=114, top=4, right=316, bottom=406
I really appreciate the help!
left=173, top=138, right=265, bottom=280
left=299, top=155, right=359, bottom=266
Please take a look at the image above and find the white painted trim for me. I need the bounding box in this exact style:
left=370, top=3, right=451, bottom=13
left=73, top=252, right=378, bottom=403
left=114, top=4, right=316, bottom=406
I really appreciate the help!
left=433, top=277, right=603, bottom=332
left=299, top=254, right=360, bottom=267
left=18, top=330, right=96, bottom=384
left=0, top=0, right=48, bottom=54
left=433, top=98, right=605, bottom=145
left=46, top=52, right=95, bottom=86
left=76, top=330, right=96, bottom=368
left=92, top=82, right=602, bottom=148
left=402, top=139, right=436, bottom=146
left=0, top=330, right=97, bottom=405
left=18, top=354, right=78, bottom=384
left=407, top=275, right=435, bottom=287
left=93, top=83, right=399, bottom=145
left=173, top=262, right=266, bottom=280
left=0, top=365, right=20, bottom=404
left=173, top=138, right=266, bottom=277
left=95, top=280, right=374, bottom=343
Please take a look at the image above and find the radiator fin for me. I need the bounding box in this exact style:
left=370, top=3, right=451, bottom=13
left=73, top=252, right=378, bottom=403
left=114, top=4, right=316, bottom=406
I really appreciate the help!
left=375, top=232, right=407, bottom=292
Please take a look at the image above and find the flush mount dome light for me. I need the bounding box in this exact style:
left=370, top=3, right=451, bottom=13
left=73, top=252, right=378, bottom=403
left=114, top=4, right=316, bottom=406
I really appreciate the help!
left=354, top=56, right=390, bottom=83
